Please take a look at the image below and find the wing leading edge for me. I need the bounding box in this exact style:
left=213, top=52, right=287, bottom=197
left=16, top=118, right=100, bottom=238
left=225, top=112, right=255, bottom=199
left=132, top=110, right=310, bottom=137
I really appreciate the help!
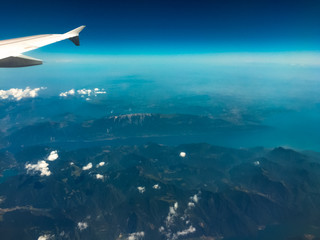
left=0, top=26, right=85, bottom=68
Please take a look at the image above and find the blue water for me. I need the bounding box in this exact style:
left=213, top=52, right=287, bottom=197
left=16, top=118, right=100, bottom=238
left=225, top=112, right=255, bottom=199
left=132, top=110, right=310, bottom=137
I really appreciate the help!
left=0, top=169, right=18, bottom=184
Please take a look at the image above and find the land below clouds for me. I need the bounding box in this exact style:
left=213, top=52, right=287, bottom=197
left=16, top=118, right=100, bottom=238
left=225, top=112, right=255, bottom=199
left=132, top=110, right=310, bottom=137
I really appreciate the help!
left=0, top=93, right=320, bottom=239
left=1, top=143, right=320, bottom=240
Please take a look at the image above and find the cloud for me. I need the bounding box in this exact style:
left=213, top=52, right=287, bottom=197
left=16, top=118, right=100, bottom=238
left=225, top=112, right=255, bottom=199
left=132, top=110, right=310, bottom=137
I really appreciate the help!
left=191, top=194, right=199, bottom=203
left=176, top=226, right=196, bottom=237
left=127, top=232, right=145, bottom=240
left=137, top=186, right=145, bottom=194
left=188, top=202, right=195, bottom=208
left=77, top=222, right=88, bottom=231
left=96, top=162, right=105, bottom=168
left=153, top=184, right=160, bottom=190
left=59, top=89, right=75, bottom=97
left=0, top=87, right=45, bottom=101
left=37, top=234, right=54, bottom=240
left=47, top=150, right=58, bottom=161
left=60, top=88, right=106, bottom=98
left=160, top=195, right=200, bottom=240
left=166, top=202, right=179, bottom=227
left=82, top=162, right=92, bottom=171
left=96, top=174, right=104, bottom=180
left=179, top=152, right=186, bottom=158
left=94, top=88, right=107, bottom=94
left=25, top=161, right=51, bottom=176
left=77, top=89, right=92, bottom=96
left=174, top=202, right=178, bottom=210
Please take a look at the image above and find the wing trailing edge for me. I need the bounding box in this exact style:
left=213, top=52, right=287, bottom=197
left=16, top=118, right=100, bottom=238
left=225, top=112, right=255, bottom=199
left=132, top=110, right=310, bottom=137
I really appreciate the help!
left=0, top=55, right=42, bottom=68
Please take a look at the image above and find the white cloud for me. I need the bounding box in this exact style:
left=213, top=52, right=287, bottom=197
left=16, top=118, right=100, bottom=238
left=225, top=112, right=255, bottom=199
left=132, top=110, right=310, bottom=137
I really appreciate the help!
left=38, top=234, right=54, bottom=240
left=191, top=194, right=199, bottom=203
left=59, top=89, right=75, bottom=97
left=161, top=200, right=199, bottom=240
left=179, top=152, right=186, bottom=158
left=82, top=162, right=92, bottom=171
left=174, top=202, right=178, bottom=210
left=0, top=87, right=45, bottom=101
left=77, top=222, right=88, bottom=231
left=127, top=232, right=145, bottom=240
left=96, top=174, right=104, bottom=180
left=59, top=88, right=106, bottom=98
left=96, top=162, right=105, bottom=168
left=47, top=150, right=58, bottom=161
left=152, top=184, right=160, bottom=190
left=94, top=88, right=107, bottom=95
left=137, top=186, right=145, bottom=194
left=77, top=89, right=92, bottom=96
left=25, top=161, right=51, bottom=177
left=176, top=226, right=196, bottom=236
left=166, top=202, right=179, bottom=227
left=188, top=202, right=195, bottom=208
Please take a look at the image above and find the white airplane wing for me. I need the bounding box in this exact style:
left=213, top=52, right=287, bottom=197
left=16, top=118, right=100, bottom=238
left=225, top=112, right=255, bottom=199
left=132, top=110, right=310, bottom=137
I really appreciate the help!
left=0, top=26, right=85, bottom=68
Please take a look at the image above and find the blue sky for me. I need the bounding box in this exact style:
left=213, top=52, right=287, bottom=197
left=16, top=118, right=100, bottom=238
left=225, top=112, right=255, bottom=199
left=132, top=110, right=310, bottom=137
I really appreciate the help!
left=1, top=0, right=320, bottom=54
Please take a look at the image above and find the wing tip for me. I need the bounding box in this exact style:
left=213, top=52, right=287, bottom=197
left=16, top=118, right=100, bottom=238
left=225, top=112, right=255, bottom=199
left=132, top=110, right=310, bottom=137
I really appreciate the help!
left=65, top=25, right=86, bottom=46
left=66, top=25, right=86, bottom=35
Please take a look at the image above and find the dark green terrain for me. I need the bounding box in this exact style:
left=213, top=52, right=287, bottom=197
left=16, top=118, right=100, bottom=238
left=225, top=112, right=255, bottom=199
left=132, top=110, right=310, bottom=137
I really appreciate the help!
left=1, top=143, right=320, bottom=240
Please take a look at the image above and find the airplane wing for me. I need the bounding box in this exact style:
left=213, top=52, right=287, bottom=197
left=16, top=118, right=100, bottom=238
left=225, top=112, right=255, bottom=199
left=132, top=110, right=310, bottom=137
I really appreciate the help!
left=0, top=26, right=85, bottom=68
